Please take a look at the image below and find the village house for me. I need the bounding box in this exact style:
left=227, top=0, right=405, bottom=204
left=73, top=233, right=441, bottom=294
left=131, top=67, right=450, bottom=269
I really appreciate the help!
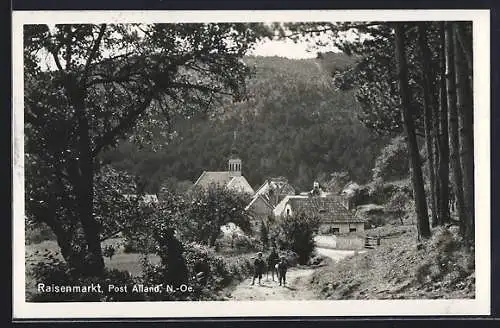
left=245, top=176, right=295, bottom=220
left=274, top=182, right=365, bottom=234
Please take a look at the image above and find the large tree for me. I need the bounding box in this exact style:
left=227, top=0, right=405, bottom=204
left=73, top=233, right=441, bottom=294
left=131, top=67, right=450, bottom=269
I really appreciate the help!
left=444, top=22, right=467, bottom=234
left=394, top=23, right=431, bottom=240
left=181, top=184, right=252, bottom=247
left=453, top=22, right=474, bottom=244
left=24, top=23, right=268, bottom=276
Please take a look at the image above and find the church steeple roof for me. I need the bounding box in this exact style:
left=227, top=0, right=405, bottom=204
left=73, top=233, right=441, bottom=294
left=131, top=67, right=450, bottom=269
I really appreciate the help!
left=230, top=130, right=239, bottom=159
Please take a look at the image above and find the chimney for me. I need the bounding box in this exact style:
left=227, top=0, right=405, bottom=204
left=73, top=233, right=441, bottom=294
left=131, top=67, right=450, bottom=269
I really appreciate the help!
left=228, top=158, right=242, bottom=177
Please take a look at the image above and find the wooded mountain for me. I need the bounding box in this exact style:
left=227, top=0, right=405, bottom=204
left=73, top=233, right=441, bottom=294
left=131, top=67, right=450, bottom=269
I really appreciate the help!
left=101, top=54, right=389, bottom=193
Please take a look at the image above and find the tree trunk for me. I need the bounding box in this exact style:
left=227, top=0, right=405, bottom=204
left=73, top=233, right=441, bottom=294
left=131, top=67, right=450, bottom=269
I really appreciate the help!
left=454, top=22, right=473, bottom=87
left=438, top=22, right=450, bottom=225
left=433, top=133, right=441, bottom=225
left=71, top=79, right=105, bottom=277
left=445, top=22, right=467, bottom=234
left=453, top=22, right=475, bottom=244
left=43, top=212, right=86, bottom=275
left=418, top=23, right=438, bottom=228
left=394, top=23, right=431, bottom=240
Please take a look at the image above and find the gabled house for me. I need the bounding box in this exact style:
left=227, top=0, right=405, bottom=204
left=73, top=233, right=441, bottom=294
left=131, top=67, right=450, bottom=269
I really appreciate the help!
left=251, top=177, right=296, bottom=207
left=273, top=194, right=309, bottom=217
left=274, top=193, right=365, bottom=235
left=193, top=157, right=255, bottom=195
left=244, top=193, right=274, bottom=223
left=244, top=177, right=295, bottom=233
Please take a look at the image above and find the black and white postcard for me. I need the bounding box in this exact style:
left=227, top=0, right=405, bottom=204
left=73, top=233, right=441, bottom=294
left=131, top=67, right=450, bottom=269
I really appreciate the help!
left=12, top=9, right=491, bottom=319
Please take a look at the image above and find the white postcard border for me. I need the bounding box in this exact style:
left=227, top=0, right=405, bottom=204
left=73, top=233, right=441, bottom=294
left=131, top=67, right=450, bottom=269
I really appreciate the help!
left=12, top=9, right=491, bottom=318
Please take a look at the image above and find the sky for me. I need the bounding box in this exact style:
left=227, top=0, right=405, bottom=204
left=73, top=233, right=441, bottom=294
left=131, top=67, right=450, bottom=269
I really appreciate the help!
left=249, top=38, right=340, bottom=59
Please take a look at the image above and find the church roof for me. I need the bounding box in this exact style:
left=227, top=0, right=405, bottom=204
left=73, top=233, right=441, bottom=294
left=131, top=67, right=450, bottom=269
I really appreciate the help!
left=193, top=171, right=255, bottom=194
left=194, top=171, right=233, bottom=188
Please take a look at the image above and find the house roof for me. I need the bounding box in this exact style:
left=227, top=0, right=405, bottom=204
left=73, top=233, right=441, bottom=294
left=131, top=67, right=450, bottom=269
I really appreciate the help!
left=288, top=196, right=364, bottom=223
left=245, top=193, right=274, bottom=211
left=253, top=177, right=295, bottom=207
left=273, top=195, right=309, bottom=217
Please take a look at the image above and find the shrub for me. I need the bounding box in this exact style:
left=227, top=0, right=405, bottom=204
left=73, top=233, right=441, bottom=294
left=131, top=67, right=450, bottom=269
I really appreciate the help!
left=28, top=254, right=143, bottom=302
left=102, top=245, right=116, bottom=260
left=413, top=227, right=474, bottom=288
left=279, top=249, right=300, bottom=267
left=25, top=222, right=56, bottom=245
left=272, top=212, right=319, bottom=265
left=372, top=136, right=409, bottom=182
left=233, top=234, right=260, bottom=252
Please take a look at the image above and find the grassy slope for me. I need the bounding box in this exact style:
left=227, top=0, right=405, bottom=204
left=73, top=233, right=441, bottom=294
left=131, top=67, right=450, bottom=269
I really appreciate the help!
left=309, top=225, right=475, bottom=300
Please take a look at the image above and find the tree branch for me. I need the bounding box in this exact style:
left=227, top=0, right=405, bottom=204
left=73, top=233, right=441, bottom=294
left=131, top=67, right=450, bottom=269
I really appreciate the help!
left=51, top=50, right=63, bottom=71
left=86, top=74, right=134, bottom=87
left=91, top=90, right=155, bottom=157
left=282, top=22, right=382, bottom=39
left=82, top=24, right=107, bottom=84
left=65, top=26, right=74, bottom=71
left=170, top=81, right=231, bottom=96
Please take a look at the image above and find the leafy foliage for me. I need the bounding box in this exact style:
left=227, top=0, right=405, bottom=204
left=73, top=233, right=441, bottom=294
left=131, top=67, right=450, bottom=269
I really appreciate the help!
left=271, top=212, right=320, bottom=265
left=29, top=253, right=141, bottom=302
left=180, top=184, right=252, bottom=246
left=371, top=136, right=410, bottom=182
left=24, top=22, right=267, bottom=275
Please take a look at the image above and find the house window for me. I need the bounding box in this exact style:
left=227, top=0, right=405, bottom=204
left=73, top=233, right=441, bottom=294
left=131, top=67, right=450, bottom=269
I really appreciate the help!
left=349, top=228, right=357, bottom=232
left=286, top=208, right=290, bottom=216
left=331, top=227, right=340, bottom=234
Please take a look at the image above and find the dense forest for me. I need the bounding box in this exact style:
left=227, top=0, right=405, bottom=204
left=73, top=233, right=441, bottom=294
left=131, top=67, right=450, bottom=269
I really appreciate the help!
left=100, top=54, right=389, bottom=193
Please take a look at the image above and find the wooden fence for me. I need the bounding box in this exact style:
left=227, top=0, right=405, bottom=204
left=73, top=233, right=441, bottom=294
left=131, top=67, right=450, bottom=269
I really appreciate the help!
left=364, top=236, right=381, bottom=249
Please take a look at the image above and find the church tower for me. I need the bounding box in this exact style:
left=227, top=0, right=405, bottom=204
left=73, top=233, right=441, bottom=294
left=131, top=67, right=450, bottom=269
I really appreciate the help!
left=228, top=130, right=242, bottom=177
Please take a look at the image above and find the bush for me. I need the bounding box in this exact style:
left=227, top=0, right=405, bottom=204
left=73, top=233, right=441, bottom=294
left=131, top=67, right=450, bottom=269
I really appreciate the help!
left=25, top=222, right=56, bottom=245
left=413, top=227, right=474, bottom=289
left=28, top=254, right=143, bottom=302
left=372, top=136, right=409, bottom=182
left=138, top=242, right=254, bottom=301
left=279, top=249, right=300, bottom=267
left=103, top=245, right=116, bottom=260
left=272, top=213, right=320, bottom=265
left=233, top=234, right=261, bottom=252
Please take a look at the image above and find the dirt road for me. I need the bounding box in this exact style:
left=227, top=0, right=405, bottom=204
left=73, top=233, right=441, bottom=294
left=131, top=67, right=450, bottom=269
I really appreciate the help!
left=227, top=248, right=358, bottom=301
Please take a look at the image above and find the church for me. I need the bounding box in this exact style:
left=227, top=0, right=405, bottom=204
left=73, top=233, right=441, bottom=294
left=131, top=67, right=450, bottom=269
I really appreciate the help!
left=192, top=157, right=255, bottom=195
left=192, top=133, right=254, bottom=195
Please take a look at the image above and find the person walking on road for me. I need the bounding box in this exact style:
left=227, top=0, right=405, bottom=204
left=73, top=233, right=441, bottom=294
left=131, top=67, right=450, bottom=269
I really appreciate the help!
left=276, top=256, right=288, bottom=287
left=266, top=247, right=279, bottom=281
left=251, top=252, right=266, bottom=286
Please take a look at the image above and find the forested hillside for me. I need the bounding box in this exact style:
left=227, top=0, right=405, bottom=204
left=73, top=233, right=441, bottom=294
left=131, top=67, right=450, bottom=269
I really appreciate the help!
left=101, top=54, right=389, bottom=193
